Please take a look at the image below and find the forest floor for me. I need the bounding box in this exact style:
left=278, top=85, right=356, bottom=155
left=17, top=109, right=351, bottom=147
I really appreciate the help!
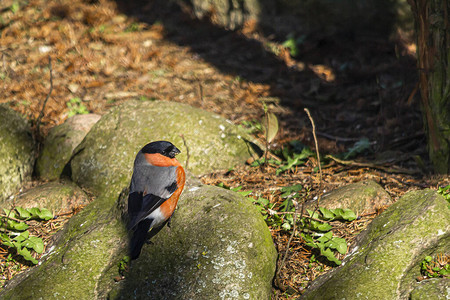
left=1, top=0, right=449, bottom=298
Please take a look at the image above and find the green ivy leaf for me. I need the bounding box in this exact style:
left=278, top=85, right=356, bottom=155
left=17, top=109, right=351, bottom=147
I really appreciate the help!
left=319, top=207, right=335, bottom=220
left=15, top=207, right=32, bottom=220
left=3, top=208, right=17, bottom=219
left=330, top=208, right=357, bottom=221
left=280, top=184, right=303, bottom=198
left=325, top=237, right=348, bottom=255
left=309, top=220, right=333, bottom=232
left=16, top=246, right=38, bottom=264
left=317, top=231, right=333, bottom=243
left=0, top=233, right=14, bottom=248
left=7, top=219, right=29, bottom=231
left=28, top=208, right=53, bottom=221
left=306, top=209, right=320, bottom=220
left=13, top=230, right=30, bottom=242
left=320, top=247, right=341, bottom=265
left=22, top=236, right=44, bottom=254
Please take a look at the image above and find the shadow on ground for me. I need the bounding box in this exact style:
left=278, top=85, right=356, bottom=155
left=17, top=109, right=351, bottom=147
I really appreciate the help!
left=113, top=0, right=423, bottom=157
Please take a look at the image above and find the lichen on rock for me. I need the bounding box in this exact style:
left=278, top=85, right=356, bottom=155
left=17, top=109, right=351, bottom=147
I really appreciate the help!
left=0, top=105, right=35, bottom=202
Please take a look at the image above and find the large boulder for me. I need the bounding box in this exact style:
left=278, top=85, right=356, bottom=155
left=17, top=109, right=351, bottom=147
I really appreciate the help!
left=300, top=189, right=450, bottom=299
left=409, top=278, right=449, bottom=300
left=1, top=181, right=91, bottom=215
left=36, top=114, right=101, bottom=181
left=0, top=183, right=277, bottom=299
left=0, top=105, right=35, bottom=202
left=70, top=100, right=259, bottom=198
left=305, top=180, right=393, bottom=215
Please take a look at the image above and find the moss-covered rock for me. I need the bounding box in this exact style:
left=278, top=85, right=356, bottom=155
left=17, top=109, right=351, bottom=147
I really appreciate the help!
left=36, top=114, right=100, bottom=181
left=301, top=189, right=450, bottom=300
left=0, top=183, right=276, bottom=299
left=70, top=100, right=259, bottom=198
left=0, top=105, right=35, bottom=202
left=1, top=181, right=91, bottom=215
left=108, top=184, right=277, bottom=299
left=305, top=180, right=393, bottom=215
left=409, top=278, right=449, bottom=300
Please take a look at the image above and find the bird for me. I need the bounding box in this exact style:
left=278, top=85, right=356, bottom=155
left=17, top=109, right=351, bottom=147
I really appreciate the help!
left=127, top=141, right=185, bottom=260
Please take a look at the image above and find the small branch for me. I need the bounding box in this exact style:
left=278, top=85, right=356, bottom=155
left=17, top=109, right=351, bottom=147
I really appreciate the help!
left=264, top=110, right=269, bottom=170
left=179, top=134, right=190, bottom=171
left=36, top=56, right=53, bottom=138
left=304, top=108, right=322, bottom=191
left=275, top=108, right=324, bottom=290
left=326, top=155, right=420, bottom=175
left=275, top=200, right=300, bottom=291
left=0, top=214, right=24, bottom=223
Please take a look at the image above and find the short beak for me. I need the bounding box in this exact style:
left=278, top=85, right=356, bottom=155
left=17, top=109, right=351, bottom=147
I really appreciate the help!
left=169, top=147, right=181, bottom=158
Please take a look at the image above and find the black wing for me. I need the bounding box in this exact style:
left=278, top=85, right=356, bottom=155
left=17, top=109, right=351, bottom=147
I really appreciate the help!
left=127, top=152, right=178, bottom=230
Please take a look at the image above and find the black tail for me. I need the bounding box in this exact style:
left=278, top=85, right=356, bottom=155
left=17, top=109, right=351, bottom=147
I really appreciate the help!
left=129, top=219, right=153, bottom=260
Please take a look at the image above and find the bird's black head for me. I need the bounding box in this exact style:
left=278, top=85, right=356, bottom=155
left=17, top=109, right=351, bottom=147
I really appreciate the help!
left=141, top=141, right=181, bottom=158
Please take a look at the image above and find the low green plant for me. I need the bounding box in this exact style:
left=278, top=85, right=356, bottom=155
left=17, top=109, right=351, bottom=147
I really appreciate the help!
left=0, top=207, right=53, bottom=264
left=125, top=22, right=141, bottom=32
left=276, top=147, right=313, bottom=175
left=301, top=231, right=346, bottom=265
left=299, top=207, right=355, bottom=265
left=118, top=255, right=130, bottom=276
left=249, top=141, right=314, bottom=173
left=222, top=182, right=355, bottom=265
left=67, top=97, right=89, bottom=117
left=10, top=2, right=20, bottom=14
left=343, top=137, right=371, bottom=159
left=437, top=184, right=450, bottom=208
left=240, top=119, right=263, bottom=134
left=420, top=254, right=449, bottom=278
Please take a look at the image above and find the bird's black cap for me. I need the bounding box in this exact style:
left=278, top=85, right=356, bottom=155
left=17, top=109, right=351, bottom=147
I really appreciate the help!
left=141, top=141, right=181, bottom=158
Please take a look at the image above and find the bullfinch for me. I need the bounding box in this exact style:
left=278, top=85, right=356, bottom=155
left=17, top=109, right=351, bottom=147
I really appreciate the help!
left=128, top=141, right=185, bottom=260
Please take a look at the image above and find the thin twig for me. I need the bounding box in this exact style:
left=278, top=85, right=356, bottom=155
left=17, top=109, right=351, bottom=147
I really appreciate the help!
left=275, top=200, right=299, bottom=291
left=36, top=56, right=53, bottom=138
left=264, top=109, right=269, bottom=170
left=326, top=154, right=420, bottom=175
left=275, top=108, right=324, bottom=290
left=304, top=108, right=322, bottom=194
left=0, top=214, right=23, bottom=223
left=179, top=134, right=190, bottom=171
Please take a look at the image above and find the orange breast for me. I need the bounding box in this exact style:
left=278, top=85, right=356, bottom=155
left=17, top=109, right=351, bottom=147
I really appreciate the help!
left=144, top=153, right=181, bottom=167
left=159, top=166, right=186, bottom=218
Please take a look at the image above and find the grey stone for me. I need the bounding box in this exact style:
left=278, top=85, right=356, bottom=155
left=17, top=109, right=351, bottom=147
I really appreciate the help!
left=300, top=189, right=450, bottom=300
left=0, top=105, right=35, bottom=202
left=305, top=180, right=393, bottom=215
left=409, top=278, right=449, bottom=300
left=70, top=100, right=259, bottom=198
left=35, top=114, right=101, bottom=181
left=0, top=183, right=277, bottom=300
left=2, top=181, right=91, bottom=215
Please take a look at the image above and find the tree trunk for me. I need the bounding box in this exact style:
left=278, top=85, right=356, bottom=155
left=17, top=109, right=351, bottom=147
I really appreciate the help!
left=407, top=0, right=450, bottom=173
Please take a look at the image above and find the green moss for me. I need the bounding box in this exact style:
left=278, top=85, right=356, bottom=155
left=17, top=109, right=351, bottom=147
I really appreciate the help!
left=302, top=190, right=450, bottom=299
left=71, top=100, right=259, bottom=198
left=1, top=185, right=276, bottom=299
left=0, top=105, right=35, bottom=202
